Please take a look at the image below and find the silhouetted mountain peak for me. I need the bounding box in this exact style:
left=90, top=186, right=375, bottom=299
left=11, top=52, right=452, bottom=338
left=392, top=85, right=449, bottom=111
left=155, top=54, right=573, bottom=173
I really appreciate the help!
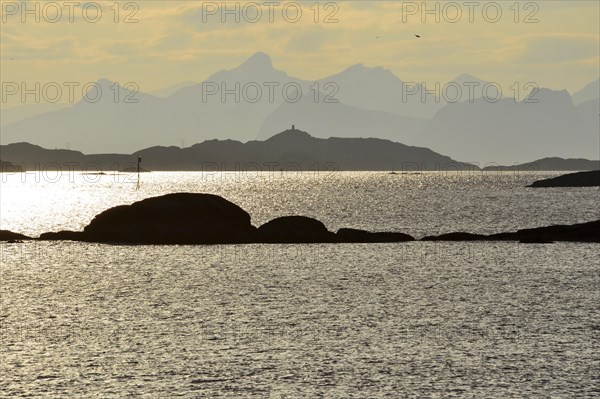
left=449, top=73, right=488, bottom=85
left=240, top=52, right=273, bottom=69
left=202, top=51, right=289, bottom=84
left=525, top=88, right=573, bottom=106
left=347, top=63, right=365, bottom=70
left=340, top=63, right=398, bottom=81
left=265, top=126, right=313, bottom=143
left=2, top=142, right=42, bottom=151
left=572, top=78, right=600, bottom=105
left=95, top=78, right=118, bottom=89
left=70, top=78, right=152, bottom=107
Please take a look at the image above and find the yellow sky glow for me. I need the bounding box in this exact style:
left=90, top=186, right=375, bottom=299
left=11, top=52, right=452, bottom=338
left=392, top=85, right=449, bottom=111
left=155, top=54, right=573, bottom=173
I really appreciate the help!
left=0, top=0, right=598, bottom=108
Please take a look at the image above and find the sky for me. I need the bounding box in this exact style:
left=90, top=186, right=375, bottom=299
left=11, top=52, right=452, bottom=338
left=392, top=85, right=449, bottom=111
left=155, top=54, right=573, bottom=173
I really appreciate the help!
left=0, top=0, right=599, bottom=108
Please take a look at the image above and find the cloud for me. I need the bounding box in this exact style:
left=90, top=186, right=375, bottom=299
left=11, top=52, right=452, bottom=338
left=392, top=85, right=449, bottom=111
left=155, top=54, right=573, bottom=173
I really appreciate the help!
left=516, top=34, right=599, bottom=64
left=0, top=1, right=598, bottom=98
left=284, top=28, right=340, bottom=53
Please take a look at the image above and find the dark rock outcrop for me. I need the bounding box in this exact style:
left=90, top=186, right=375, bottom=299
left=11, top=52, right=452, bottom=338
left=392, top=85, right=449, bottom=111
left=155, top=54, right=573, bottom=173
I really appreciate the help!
left=39, top=193, right=256, bottom=244
left=518, top=238, right=555, bottom=244
left=83, top=193, right=255, bottom=244
left=33, top=193, right=600, bottom=245
left=528, top=170, right=600, bottom=187
left=257, top=216, right=336, bottom=243
left=39, top=231, right=85, bottom=241
left=422, top=220, right=600, bottom=243
left=421, top=232, right=486, bottom=241
left=38, top=193, right=415, bottom=244
left=488, top=220, right=600, bottom=242
left=256, top=219, right=416, bottom=244
left=336, top=228, right=414, bottom=243
left=0, top=230, right=30, bottom=241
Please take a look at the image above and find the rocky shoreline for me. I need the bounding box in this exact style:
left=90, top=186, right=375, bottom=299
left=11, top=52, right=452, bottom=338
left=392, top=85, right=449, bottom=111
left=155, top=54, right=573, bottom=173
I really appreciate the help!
left=2, top=193, right=599, bottom=244
left=422, top=220, right=600, bottom=243
left=528, top=170, right=600, bottom=187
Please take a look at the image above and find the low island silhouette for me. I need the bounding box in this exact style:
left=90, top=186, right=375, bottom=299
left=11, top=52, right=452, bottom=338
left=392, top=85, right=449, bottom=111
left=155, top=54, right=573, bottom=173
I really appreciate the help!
left=1, top=192, right=598, bottom=244
left=2, top=128, right=599, bottom=172
left=527, top=170, right=600, bottom=187
left=1, top=128, right=475, bottom=172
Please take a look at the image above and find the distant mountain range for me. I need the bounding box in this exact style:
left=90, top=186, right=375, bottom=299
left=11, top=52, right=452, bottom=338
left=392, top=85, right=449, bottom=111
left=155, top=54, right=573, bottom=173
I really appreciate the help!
left=418, top=89, right=599, bottom=165
left=2, top=129, right=597, bottom=172
left=572, top=79, right=600, bottom=106
left=1, top=52, right=598, bottom=164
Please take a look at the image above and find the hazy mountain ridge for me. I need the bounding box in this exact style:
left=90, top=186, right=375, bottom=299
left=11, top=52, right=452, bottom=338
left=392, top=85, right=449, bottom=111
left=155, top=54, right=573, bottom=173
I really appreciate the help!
left=317, top=67, right=493, bottom=119
left=150, top=81, right=198, bottom=97
left=1, top=52, right=598, bottom=163
left=415, top=88, right=599, bottom=164
left=0, top=103, right=70, bottom=127
left=256, top=92, right=427, bottom=142
left=572, top=79, right=600, bottom=106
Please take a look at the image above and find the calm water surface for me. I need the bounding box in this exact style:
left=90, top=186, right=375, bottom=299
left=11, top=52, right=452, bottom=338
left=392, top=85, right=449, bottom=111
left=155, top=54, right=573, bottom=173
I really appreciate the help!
left=0, top=172, right=598, bottom=398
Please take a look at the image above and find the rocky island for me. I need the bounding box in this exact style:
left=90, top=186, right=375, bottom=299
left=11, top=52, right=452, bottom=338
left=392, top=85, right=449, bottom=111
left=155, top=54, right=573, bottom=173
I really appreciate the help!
left=0, top=230, right=30, bottom=242
left=2, top=193, right=598, bottom=244
left=37, top=193, right=415, bottom=244
left=528, top=170, right=600, bottom=187
left=422, top=220, right=600, bottom=243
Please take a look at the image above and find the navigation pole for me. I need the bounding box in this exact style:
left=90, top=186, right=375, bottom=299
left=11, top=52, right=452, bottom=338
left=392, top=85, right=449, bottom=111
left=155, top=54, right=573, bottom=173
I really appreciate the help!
left=137, top=156, right=141, bottom=190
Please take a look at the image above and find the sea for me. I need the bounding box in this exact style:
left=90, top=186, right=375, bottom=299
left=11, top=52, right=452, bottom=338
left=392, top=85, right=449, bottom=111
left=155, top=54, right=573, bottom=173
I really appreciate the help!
left=1, top=171, right=598, bottom=398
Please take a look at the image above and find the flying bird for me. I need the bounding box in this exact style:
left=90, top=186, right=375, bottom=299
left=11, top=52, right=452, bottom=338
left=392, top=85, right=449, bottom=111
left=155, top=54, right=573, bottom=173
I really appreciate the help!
left=415, top=34, right=421, bottom=38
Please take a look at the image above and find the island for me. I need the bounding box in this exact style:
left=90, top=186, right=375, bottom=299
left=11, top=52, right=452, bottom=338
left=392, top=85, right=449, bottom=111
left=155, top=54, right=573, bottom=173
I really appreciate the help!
left=0, top=129, right=476, bottom=172
left=2, top=193, right=598, bottom=244
left=0, top=230, right=30, bottom=242
left=38, top=193, right=415, bottom=244
left=422, top=220, right=600, bottom=243
left=528, top=170, right=600, bottom=187
left=484, top=157, right=600, bottom=171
